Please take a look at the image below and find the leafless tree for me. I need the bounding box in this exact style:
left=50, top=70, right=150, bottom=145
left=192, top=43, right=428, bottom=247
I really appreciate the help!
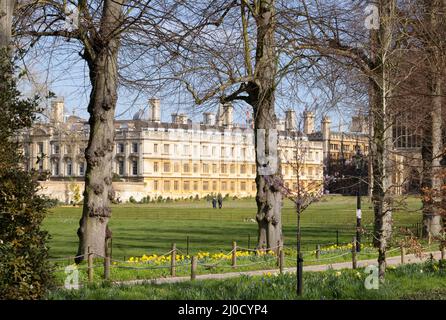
left=280, top=119, right=323, bottom=295
left=132, top=0, right=327, bottom=250
left=416, top=0, right=446, bottom=238
left=14, top=0, right=184, bottom=262
left=279, top=0, right=420, bottom=280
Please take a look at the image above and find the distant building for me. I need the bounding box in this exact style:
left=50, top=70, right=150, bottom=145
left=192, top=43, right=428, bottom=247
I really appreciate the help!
left=22, top=97, right=423, bottom=203
left=21, top=99, right=324, bottom=203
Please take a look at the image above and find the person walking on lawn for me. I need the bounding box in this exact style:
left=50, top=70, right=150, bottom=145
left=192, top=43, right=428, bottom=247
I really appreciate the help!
left=212, top=197, right=217, bottom=209
left=217, top=194, right=223, bottom=209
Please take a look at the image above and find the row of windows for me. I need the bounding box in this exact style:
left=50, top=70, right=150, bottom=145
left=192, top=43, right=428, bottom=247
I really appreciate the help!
left=46, top=158, right=320, bottom=180
left=151, top=180, right=310, bottom=192
left=33, top=141, right=320, bottom=162
left=152, top=162, right=255, bottom=175
left=50, top=161, right=85, bottom=176
left=150, top=162, right=321, bottom=177
left=154, top=144, right=249, bottom=158
left=282, top=150, right=321, bottom=161
left=330, top=143, right=369, bottom=153
left=393, top=126, right=422, bottom=149
left=152, top=180, right=255, bottom=192
left=25, top=143, right=86, bottom=156
left=282, top=166, right=321, bottom=177
left=116, top=142, right=251, bottom=158
left=116, top=142, right=139, bottom=154
left=117, top=160, right=138, bottom=176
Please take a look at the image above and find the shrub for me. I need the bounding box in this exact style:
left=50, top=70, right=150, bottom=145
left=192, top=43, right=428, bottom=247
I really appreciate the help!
left=128, top=196, right=137, bottom=204
left=42, top=196, right=61, bottom=208
left=139, top=196, right=151, bottom=204
left=0, top=170, right=55, bottom=299
left=0, top=50, right=53, bottom=299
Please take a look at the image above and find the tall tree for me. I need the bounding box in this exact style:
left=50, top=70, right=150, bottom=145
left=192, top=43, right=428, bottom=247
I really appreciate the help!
left=369, top=0, right=396, bottom=280
left=154, top=0, right=301, bottom=249
left=281, top=0, right=404, bottom=280
left=236, top=0, right=283, bottom=249
left=419, top=0, right=445, bottom=238
left=18, top=0, right=139, bottom=261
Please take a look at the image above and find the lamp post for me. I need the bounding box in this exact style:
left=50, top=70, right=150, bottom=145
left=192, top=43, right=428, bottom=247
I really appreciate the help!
left=354, top=144, right=363, bottom=253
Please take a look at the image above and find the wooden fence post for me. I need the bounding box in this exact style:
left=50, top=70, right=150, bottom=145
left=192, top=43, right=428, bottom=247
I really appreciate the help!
left=171, top=243, right=176, bottom=277
left=191, top=256, right=197, bottom=280
left=88, top=246, right=94, bottom=283
left=351, top=237, right=357, bottom=269
left=279, top=249, right=284, bottom=274
left=275, top=242, right=281, bottom=266
left=400, top=245, right=405, bottom=265
left=104, top=239, right=111, bottom=280
left=316, top=244, right=321, bottom=260
left=441, top=243, right=445, bottom=261
left=232, top=241, right=237, bottom=268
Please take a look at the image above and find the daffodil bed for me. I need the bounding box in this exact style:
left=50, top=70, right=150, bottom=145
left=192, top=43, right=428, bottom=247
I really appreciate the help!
left=48, top=259, right=446, bottom=300
left=51, top=243, right=439, bottom=286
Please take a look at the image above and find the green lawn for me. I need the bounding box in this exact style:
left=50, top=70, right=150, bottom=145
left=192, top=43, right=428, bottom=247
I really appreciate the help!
left=44, top=195, right=423, bottom=261
left=44, top=195, right=438, bottom=290
left=48, top=260, right=446, bottom=300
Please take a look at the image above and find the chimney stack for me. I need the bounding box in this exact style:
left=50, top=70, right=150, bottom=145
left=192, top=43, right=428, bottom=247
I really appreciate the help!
left=217, top=103, right=233, bottom=127
left=171, top=113, right=180, bottom=124
left=285, top=109, right=297, bottom=131
left=50, top=98, right=65, bottom=124
left=303, top=110, right=315, bottom=135
left=149, top=98, right=161, bottom=123
left=203, top=112, right=215, bottom=126
left=321, top=116, right=331, bottom=162
left=179, top=114, right=188, bottom=124
left=350, top=115, right=368, bottom=133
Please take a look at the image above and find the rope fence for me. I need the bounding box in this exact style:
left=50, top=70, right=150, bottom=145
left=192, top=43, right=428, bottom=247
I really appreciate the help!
left=50, top=236, right=445, bottom=286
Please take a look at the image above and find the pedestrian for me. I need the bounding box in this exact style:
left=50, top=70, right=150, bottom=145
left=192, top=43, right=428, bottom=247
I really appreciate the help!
left=212, top=197, right=217, bottom=209
left=217, top=194, right=223, bottom=209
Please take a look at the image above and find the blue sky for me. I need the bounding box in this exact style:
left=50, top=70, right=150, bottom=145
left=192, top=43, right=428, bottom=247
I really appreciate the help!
left=19, top=41, right=358, bottom=132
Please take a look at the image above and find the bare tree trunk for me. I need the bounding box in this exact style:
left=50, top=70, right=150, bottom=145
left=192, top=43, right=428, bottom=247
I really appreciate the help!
left=430, top=74, right=443, bottom=234
left=0, top=0, right=14, bottom=49
left=421, top=75, right=443, bottom=237
left=254, top=106, right=283, bottom=250
left=421, top=0, right=444, bottom=238
left=75, top=0, right=123, bottom=263
left=370, top=0, right=395, bottom=281
left=251, top=0, right=283, bottom=250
